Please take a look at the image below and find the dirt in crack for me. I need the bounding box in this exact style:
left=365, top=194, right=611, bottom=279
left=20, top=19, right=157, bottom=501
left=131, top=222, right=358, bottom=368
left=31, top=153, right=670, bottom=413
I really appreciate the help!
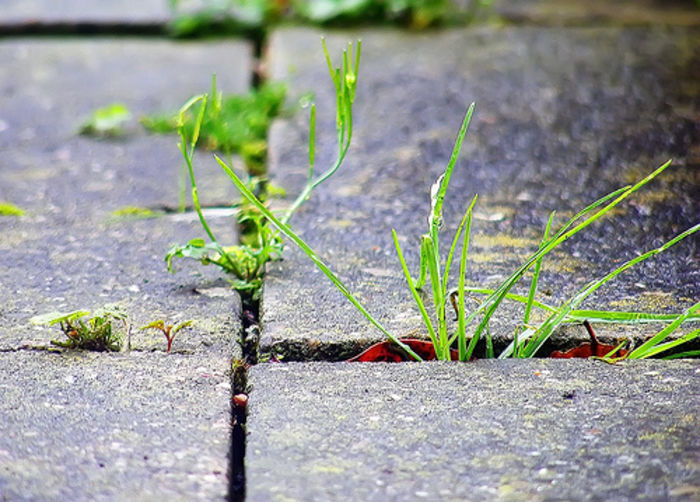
left=229, top=289, right=260, bottom=502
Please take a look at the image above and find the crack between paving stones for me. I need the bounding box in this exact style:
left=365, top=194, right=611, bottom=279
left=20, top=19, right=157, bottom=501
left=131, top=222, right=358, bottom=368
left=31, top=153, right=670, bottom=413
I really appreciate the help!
left=227, top=29, right=268, bottom=502
left=0, top=23, right=168, bottom=38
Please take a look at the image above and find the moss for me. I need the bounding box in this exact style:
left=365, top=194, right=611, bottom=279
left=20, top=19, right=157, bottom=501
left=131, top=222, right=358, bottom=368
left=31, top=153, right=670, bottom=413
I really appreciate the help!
left=608, top=291, right=692, bottom=311
left=110, top=206, right=161, bottom=220
left=473, top=234, right=539, bottom=249
left=0, top=202, right=25, bottom=217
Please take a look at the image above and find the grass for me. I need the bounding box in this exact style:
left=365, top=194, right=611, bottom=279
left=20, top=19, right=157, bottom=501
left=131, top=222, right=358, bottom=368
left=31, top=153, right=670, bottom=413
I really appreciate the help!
left=31, top=306, right=128, bottom=352
left=166, top=40, right=361, bottom=298
left=143, top=78, right=285, bottom=212
left=224, top=99, right=699, bottom=361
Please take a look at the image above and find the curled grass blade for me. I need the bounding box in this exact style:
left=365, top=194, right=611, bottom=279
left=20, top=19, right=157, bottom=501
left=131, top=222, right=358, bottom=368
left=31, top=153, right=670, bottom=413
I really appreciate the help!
left=176, top=94, right=238, bottom=274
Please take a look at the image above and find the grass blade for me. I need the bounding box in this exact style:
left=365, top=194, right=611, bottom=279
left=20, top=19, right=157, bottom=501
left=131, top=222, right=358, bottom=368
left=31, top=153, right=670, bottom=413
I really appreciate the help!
left=393, top=230, right=438, bottom=353
left=627, top=301, right=700, bottom=359
left=455, top=160, right=674, bottom=350
left=458, top=286, right=700, bottom=324
left=633, top=329, right=699, bottom=359
left=215, top=155, right=422, bottom=361
left=457, top=197, right=477, bottom=360
left=520, top=224, right=700, bottom=357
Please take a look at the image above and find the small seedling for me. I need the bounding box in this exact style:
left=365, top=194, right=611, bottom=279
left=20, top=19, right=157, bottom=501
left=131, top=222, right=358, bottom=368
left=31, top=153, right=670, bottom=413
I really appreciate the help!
left=0, top=202, right=25, bottom=217
left=79, top=104, right=132, bottom=137
left=167, top=39, right=361, bottom=298
left=31, top=305, right=128, bottom=352
left=140, top=319, right=193, bottom=353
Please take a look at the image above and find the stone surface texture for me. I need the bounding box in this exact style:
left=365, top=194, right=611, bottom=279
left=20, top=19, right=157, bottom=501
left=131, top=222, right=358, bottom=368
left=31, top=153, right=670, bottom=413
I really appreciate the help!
left=495, top=0, right=700, bottom=27
left=0, top=351, right=231, bottom=501
left=262, top=27, right=699, bottom=359
left=0, top=40, right=251, bottom=215
left=0, top=38, right=250, bottom=500
left=1, top=1, right=170, bottom=26
left=247, top=359, right=700, bottom=502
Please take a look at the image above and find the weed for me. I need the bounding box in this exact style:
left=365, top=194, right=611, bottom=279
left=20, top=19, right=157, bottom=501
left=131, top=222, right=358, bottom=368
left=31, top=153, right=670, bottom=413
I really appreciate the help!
left=0, top=202, right=25, bottom=217
left=166, top=40, right=361, bottom=298
left=142, top=78, right=286, bottom=176
left=31, top=305, right=128, bottom=352
left=79, top=104, right=132, bottom=137
left=167, top=0, right=495, bottom=32
left=167, top=0, right=281, bottom=36
left=140, top=319, right=193, bottom=353
left=225, top=100, right=699, bottom=361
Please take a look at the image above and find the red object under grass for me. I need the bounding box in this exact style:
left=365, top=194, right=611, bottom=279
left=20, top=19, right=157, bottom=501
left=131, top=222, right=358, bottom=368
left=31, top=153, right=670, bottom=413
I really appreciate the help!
left=347, top=339, right=460, bottom=362
left=348, top=321, right=629, bottom=361
left=550, top=320, right=628, bottom=359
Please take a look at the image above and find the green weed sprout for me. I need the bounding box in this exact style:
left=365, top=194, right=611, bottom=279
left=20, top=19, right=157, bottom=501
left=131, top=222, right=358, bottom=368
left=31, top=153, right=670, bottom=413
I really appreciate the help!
left=79, top=104, right=132, bottom=137
left=222, top=99, right=699, bottom=361
left=31, top=305, right=128, bottom=352
left=164, top=93, right=272, bottom=294
left=142, top=77, right=285, bottom=175
left=0, top=202, right=25, bottom=217
left=140, top=319, right=193, bottom=353
left=166, top=40, right=361, bottom=298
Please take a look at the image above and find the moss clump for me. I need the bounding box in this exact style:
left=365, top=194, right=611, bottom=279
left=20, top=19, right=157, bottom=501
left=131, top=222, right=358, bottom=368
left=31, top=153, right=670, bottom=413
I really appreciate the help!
left=0, top=202, right=25, bottom=217
left=110, top=206, right=161, bottom=220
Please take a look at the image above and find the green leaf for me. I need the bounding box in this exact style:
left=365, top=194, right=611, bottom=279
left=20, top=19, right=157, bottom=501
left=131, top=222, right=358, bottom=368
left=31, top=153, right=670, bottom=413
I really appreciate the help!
left=80, top=104, right=131, bottom=137
left=30, top=310, right=91, bottom=326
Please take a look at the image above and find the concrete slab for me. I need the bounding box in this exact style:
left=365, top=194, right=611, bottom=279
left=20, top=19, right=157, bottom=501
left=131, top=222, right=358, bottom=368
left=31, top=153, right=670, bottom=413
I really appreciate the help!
left=246, top=360, right=699, bottom=501
left=262, top=27, right=699, bottom=359
left=0, top=39, right=252, bottom=219
left=0, top=214, right=240, bottom=352
left=0, top=0, right=170, bottom=28
left=0, top=350, right=231, bottom=501
left=494, top=0, right=700, bottom=27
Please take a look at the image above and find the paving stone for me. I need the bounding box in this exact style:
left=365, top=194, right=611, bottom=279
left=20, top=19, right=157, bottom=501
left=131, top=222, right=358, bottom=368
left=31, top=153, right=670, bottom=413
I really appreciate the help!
left=0, top=0, right=171, bottom=28
left=0, top=39, right=252, bottom=219
left=0, top=350, right=231, bottom=501
left=262, top=27, right=699, bottom=360
left=0, top=214, right=240, bottom=352
left=246, top=359, right=699, bottom=501
left=0, top=37, right=248, bottom=501
left=0, top=39, right=249, bottom=352
left=494, top=0, right=700, bottom=27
